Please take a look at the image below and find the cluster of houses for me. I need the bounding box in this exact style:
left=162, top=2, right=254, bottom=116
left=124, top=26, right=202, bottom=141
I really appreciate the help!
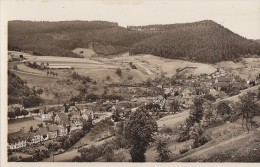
left=152, top=71, right=256, bottom=110
left=8, top=106, right=94, bottom=150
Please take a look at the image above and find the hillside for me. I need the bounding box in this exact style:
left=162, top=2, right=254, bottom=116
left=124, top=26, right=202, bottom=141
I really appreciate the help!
left=8, top=20, right=260, bottom=63
left=8, top=20, right=155, bottom=57
left=129, top=20, right=260, bottom=63
left=8, top=70, right=42, bottom=107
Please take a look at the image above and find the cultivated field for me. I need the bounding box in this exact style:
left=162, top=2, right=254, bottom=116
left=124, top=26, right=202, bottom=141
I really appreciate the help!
left=9, top=51, right=218, bottom=83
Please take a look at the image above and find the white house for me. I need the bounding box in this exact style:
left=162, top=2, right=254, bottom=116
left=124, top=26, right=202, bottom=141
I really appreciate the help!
left=82, top=109, right=94, bottom=121
left=41, top=113, right=52, bottom=121
left=8, top=131, right=28, bottom=150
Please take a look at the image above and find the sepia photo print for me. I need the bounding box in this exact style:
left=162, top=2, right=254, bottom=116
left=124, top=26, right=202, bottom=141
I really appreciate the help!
left=2, top=0, right=260, bottom=165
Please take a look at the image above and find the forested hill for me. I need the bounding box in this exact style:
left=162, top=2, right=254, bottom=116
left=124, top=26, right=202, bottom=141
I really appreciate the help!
left=8, top=20, right=156, bottom=56
left=129, top=20, right=260, bottom=63
left=8, top=20, right=260, bottom=63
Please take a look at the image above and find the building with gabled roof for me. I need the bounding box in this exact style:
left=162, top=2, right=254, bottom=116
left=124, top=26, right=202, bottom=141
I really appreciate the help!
left=68, top=106, right=80, bottom=113
left=8, top=130, right=28, bottom=150
left=36, top=127, right=49, bottom=142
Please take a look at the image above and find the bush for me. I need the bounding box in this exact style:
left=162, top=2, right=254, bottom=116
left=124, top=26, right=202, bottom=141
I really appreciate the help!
left=116, top=68, right=122, bottom=77
left=106, top=75, right=111, bottom=80
left=192, top=135, right=211, bottom=149
left=127, top=75, right=134, bottom=80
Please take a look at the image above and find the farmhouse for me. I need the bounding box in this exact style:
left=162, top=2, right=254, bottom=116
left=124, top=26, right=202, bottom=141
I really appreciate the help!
left=8, top=131, right=28, bottom=150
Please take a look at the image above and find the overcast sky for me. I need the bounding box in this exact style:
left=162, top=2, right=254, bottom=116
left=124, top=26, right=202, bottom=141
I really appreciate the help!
left=2, top=0, right=260, bottom=39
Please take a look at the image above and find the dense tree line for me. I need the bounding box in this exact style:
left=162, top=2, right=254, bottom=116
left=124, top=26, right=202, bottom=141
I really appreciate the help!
left=8, top=21, right=154, bottom=57
left=8, top=20, right=260, bottom=63
left=129, top=20, right=260, bottom=63
left=8, top=71, right=42, bottom=107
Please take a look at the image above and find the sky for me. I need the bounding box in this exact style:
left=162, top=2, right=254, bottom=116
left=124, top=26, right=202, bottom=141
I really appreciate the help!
left=1, top=0, right=260, bottom=39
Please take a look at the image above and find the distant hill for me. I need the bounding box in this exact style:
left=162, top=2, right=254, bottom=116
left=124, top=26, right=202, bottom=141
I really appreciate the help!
left=8, top=20, right=155, bottom=57
left=129, top=20, right=260, bottom=63
left=8, top=20, right=260, bottom=63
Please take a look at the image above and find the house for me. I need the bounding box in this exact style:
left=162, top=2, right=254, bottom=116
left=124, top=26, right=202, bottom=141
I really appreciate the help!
left=58, top=125, right=68, bottom=136
left=164, top=88, right=174, bottom=96
left=68, top=106, right=80, bottom=113
left=54, top=113, right=68, bottom=123
left=56, top=114, right=71, bottom=136
left=81, top=108, right=94, bottom=121
left=70, top=113, right=83, bottom=131
left=8, top=131, right=28, bottom=150
left=27, top=132, right=41, bottom=145
left=36, top=128, right=49, bottom=142
left=47, top=124, right=59, bottom=139
left=41, top=113, right=53, bottom=121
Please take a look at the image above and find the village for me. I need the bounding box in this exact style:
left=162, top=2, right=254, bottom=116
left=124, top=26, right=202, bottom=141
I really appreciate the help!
left=7, top=57, right=260, bottom=162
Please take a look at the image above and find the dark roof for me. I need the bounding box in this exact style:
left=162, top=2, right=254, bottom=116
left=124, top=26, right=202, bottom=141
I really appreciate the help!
left=48, top=124, right=59, bottom=132
left=8, top=131, right=28, bottom=143
left=217, top=77, right=233, bottom=82
left=36, top=128, right=48, bottom=135
left=27, top=132, right=38, bottom=141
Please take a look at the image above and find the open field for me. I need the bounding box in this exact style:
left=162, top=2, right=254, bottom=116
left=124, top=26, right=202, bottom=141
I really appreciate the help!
left=12, top=70, right=58, bottom=88
left=8, top=117, right=43, bottom=134
left=9, top=51, right=218, bottom=83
